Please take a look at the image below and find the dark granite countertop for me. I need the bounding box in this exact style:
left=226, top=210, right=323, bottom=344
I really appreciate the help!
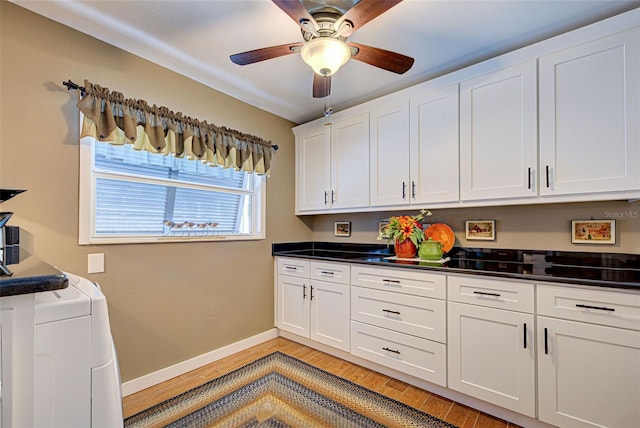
left=0, top=248, right=68, bottom=297
left=273, top=242, right=640, bottom=290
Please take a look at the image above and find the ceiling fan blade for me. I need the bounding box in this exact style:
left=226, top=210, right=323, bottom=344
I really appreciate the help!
left=230, top=42, right=302, bottom=65
left=272, top=0, right=319, bottom=31
left=313, top=74, right=331, bottom=98
left=336, top=0, right=402, bottom=36
left=348, top=42, right=414, bottom=74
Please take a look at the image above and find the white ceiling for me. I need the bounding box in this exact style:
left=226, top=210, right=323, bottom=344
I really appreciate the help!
left=10, top=0, right=640, bottom=124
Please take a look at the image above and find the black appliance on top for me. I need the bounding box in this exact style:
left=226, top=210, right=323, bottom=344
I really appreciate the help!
left=0, top=189, right=26, bottom=275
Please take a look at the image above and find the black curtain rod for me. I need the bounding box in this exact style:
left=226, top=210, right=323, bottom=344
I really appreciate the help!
left=63, top=79, right=279, bottom=151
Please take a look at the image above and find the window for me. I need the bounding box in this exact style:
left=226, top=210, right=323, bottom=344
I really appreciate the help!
left=79, top=137, right=265, bottom=244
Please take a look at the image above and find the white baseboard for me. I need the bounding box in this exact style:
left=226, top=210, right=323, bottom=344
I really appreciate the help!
left=121, top=328, right=278, bottom=397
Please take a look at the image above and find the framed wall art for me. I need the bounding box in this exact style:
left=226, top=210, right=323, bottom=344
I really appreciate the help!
left=465, top=220, right=496, bottom=241
left=378, top=220, right=390, bottom=239
left=334, top=221, right=351, bottom=237
left=571, top=219, right=615, bottom=244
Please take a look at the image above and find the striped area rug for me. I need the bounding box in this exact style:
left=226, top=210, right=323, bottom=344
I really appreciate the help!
left=124, top=352, right=456, bottom=427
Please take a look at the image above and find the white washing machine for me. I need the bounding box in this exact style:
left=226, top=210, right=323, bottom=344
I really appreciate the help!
left=34, top=272, right=123, bottom=428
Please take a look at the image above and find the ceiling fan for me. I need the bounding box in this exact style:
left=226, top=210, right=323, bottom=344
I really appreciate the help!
left=229, top=0, right=414, bottom=98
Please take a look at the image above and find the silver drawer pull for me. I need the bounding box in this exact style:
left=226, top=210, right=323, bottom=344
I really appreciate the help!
left=320, top=271, right=334, bottom=275
left=382, top=279, right=401, bottom=284
left=576, top=303, right=615, bottom=312
left=382, top=347, right=400, bottom=354
left=285, top=266, right=298, bottom=270
left=382, top=309, right=401, bottom=315
left=473, top=291, right=501, bottom=297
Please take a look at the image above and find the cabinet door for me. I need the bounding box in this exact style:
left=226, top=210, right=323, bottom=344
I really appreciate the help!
left=309, top=280, right=350, bottom=351
left=538, top=316, right=640, bottom=428
left=460, top=61, right=538, bottom=201
left=276, top=275, right=309, bottom=337
left=448, top=302, right=535, bottom=417
left=296, top=125, right=331, bottom=212
left=539, top=28, right=640, bottom=197
left=370, top=98, right=411, bottom=207
left=410, top=84, right=460, bottom=204
left=331, top=113, right=370, bottom=209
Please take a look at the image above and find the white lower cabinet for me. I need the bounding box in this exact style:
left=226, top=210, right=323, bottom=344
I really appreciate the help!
left=537, top=284, right=640, bottom=428
left=276, top=257, right=640, bottom=426
left=350, top=265, right=447, bottom=386
left=309, top=279, right=350, bottom=351
left=277, top=274, right=309, bottom=338
left=351, top=286, right=446, bottom=342
left=537, top=316, right=640, bottom=428
left=351, top=321, right=446, bottom=386
left=275, top=258, right=350, bottom=352
left=447, top=302, right=535, bottom=417
left=447, top=276, right=536, bottom=417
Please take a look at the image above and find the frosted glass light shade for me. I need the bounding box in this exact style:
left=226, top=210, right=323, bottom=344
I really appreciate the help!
left=300, top=37, right=351, bottom=76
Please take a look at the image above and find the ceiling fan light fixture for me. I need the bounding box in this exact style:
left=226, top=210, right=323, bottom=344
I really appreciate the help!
left=300, top=37, right=351, bottom=76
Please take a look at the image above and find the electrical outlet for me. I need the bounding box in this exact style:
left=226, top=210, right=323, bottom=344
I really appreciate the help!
left=88, top=253, right=105, bottom=273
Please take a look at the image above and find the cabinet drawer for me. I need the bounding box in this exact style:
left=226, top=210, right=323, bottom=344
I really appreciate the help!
left=351, top=286, right=446, bottom=343
left=350, top=321, right=446, bottom=386
left=538, top=284, right=640, bottom=330
left=276, top=258, right=310, bottom=278
left=351, top=265, right=446, bottom=299
left=448, top=275, right=534, bottom=313
left=310, top=261, right=350, bottom=285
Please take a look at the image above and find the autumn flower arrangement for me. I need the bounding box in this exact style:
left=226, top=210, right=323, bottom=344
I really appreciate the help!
left=379, top=209, right=432, bottom=248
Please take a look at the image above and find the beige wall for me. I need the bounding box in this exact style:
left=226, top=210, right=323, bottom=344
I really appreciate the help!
left=310, top=200, right=640, bottom=253
left=0, top=2, right=312, bottom=382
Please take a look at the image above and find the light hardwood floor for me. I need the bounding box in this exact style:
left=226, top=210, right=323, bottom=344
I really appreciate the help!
left=123, top=337, right=520, bottom=427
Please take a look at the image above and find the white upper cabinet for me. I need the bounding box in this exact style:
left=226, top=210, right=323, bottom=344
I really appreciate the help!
left=294, top=10, right=640, bottom=213
left=330, top=113, right=370, bottom=210
left=409, top=84, right=460, bottom=204
left=295, top=113, right=369, bottom=213
left=539, top=28, right=640, bottom=197
left=460, top=60, right=538, bottom=201
left=296, top=125, right=331, bottom=212
left=370, top=97, right=411, bottom=207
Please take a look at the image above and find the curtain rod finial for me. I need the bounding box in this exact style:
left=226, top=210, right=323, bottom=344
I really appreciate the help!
left=63, top=79, right=85, bottom=95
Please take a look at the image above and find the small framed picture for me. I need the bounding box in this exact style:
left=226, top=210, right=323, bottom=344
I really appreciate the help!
left=334, top=221, right=351, bottom=237
left=378, top=220, right=390, bottom=239
left=571, top=219, right=615, bottom=244
left=465, top=220, right=496, bottom=241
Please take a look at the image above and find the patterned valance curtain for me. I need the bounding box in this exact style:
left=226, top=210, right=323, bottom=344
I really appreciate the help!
left=76, top=79, right=275, bottom=175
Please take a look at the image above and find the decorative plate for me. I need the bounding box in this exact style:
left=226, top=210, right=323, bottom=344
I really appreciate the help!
left=424, top=223, right=455, bottom=253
